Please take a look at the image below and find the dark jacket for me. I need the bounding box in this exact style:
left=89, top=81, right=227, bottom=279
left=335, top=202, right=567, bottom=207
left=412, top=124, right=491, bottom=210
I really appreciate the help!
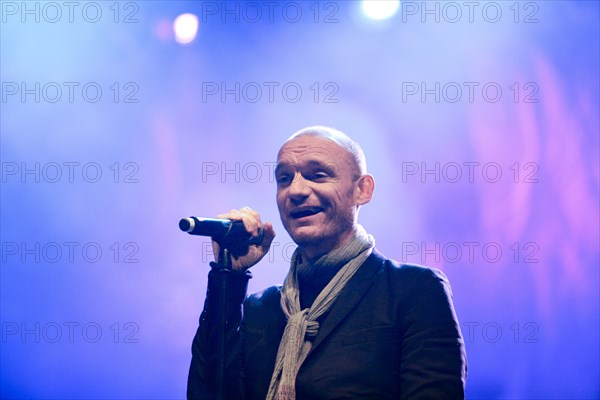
left=188, top=250, right=467, bottom=399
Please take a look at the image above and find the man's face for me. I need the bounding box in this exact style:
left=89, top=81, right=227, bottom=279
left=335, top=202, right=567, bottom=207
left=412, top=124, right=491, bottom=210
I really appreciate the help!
left=275, top=135, right=361, bottom=254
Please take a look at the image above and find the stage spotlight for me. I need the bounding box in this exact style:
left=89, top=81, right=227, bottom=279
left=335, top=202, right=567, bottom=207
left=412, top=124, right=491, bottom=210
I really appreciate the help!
left=361, top=0, right=400, bottom=21
left=173, top=13, right=199, bottom=45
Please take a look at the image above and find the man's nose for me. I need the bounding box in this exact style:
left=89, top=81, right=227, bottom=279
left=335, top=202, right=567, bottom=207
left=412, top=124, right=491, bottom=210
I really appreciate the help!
left=288, top=174, right=310, bottom=200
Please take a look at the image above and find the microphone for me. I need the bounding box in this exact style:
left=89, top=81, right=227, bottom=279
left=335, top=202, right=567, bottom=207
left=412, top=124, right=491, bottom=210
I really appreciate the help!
left=179, top=217, right=264, bottom=244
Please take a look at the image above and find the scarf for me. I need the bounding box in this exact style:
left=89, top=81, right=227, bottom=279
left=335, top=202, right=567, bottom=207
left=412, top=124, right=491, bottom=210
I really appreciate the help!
left=266, top=225, right=375, bottom=400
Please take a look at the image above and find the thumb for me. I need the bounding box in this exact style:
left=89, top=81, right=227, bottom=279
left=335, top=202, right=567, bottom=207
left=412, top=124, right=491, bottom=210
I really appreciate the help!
left=261, top=221, right=276, bottom=250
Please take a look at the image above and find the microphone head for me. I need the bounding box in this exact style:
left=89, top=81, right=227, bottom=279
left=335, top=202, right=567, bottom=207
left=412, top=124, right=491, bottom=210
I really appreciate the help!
left=179, top=218, right=195, bottom=233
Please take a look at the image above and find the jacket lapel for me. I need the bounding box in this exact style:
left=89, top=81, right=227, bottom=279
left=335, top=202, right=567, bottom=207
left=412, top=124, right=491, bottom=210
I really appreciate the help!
left=308, top=250, right=386, bottom=354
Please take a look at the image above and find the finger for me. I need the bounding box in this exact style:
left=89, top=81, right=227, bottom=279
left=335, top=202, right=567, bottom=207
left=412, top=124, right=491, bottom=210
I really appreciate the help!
left=216, top=209, right=244, bottom=221
left=244, top=208, right=263, bottom=238
left=218, top=208, right=264, bottom=240
left=238, top=207, right=261, bottom=237
left=261, top=221, right=276, bottom=248
left=243, top=207, right=262, bottom=227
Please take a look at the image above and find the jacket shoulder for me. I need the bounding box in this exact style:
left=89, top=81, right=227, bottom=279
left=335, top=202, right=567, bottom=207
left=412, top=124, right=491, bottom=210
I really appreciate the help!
left=373, top=250, right=452, bottom=289
left=244, top=285, right=282, bottom=309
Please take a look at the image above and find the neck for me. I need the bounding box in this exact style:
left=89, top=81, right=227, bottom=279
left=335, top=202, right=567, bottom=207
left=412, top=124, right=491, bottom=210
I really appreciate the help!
left=299, top=229, right=356, bottom=263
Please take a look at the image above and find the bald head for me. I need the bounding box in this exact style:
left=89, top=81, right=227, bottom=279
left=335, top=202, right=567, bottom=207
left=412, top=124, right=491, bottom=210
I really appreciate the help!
left=275, top=126, right=375, bottom=260
left=282, top=126, right=368, bottom=177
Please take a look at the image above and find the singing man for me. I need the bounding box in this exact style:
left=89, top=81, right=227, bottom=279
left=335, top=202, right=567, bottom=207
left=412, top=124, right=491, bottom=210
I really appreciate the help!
left=187, top=126, right=467, bottom=399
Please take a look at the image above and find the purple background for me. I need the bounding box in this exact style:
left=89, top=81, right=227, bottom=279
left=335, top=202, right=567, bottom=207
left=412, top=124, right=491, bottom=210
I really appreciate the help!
left=1, top=1, right=598, bottom=399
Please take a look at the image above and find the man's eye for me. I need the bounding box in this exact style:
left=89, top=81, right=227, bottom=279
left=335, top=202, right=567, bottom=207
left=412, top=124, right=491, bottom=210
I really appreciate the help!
left=277, top=175, right=291, bottom=184
left=311, top=172, right=329, bottom=181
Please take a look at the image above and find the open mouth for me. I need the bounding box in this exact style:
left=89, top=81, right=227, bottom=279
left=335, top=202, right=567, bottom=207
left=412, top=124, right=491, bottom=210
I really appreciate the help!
left=290, top=207, right=323, bottom=219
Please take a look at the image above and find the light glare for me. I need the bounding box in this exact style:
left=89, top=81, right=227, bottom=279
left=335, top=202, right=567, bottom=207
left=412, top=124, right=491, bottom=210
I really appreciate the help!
left=361, top=0, right=400, bottom=21
left=173, top=13, right=199, bottom=45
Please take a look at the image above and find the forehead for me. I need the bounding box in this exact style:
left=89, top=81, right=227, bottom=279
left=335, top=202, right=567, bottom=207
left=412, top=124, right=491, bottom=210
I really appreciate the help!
left=276, top=136, right=353, bottom=169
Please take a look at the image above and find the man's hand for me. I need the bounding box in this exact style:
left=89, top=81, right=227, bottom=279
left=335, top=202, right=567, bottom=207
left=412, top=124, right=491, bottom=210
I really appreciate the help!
left=211, top=206, right=276, bottom=271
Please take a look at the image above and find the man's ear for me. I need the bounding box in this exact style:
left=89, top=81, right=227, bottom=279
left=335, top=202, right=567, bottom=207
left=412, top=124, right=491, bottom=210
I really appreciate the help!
left=355, top=174, right=375, bottom=206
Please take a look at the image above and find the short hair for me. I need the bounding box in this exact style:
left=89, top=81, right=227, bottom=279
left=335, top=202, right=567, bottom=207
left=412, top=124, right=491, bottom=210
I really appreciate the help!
left=285, top=126, right=368, bottom=176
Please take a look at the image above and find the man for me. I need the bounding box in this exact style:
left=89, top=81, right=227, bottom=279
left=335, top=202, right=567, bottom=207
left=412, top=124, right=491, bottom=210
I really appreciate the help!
left=187, top=126, right=467, bottom=399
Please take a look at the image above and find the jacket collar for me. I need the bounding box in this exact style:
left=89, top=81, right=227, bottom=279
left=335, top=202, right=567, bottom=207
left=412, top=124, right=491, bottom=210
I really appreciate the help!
left=307, top=249, right=386, bottom=354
